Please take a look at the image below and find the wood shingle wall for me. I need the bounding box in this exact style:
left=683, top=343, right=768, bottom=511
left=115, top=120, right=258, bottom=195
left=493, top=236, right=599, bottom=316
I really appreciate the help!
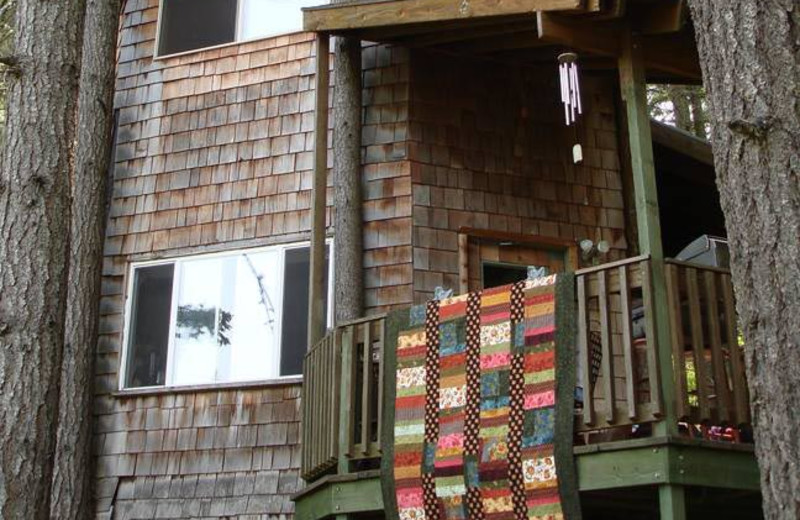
left=95, top=0, right=410, bottom=517
left=407, top=52, right=628, bottom=302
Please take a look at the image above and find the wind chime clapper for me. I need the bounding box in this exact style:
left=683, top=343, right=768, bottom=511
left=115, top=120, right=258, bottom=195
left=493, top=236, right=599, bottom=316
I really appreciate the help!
left=558, top=52, right=583, bottom=164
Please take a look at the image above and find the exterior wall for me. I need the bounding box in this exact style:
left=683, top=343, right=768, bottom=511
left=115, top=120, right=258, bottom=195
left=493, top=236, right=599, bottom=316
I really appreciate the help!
left=95, top=1, right=410, bottom=517
left=407, top=51, right=629, bottom=303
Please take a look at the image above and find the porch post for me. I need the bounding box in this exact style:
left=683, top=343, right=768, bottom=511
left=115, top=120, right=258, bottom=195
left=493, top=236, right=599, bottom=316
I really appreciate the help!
left=617, top=29, right=678, bottom=436
left=308, top=32, right=330, bottom=347
left=658, top=484, right=687, bottom=520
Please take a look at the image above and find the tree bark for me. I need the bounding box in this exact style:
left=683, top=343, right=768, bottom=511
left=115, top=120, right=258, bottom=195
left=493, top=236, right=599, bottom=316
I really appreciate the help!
left=49, top=0, right=120, bottom=517
left=688, top=2, right=799, bottom=518
left=333, top=35, right=364, bottom=323
left=0, top=0, right=86, bottom=517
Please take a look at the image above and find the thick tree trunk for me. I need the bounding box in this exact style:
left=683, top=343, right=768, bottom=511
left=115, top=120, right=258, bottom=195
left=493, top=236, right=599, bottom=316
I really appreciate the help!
left=0, top=0, right=86, bottom=517
left=688, top=2, right=799, bottom=518
left=49, top=0, right=120, bottom=517
left=333, top=35, right=364, bottom=323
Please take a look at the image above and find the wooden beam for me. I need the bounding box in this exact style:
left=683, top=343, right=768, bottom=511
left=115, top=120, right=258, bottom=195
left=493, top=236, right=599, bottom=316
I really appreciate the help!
left=650, top=120, right=713, bottom=166
left=537, top=12, right=620, bottom=56
left=402, top=20, right=535, bottom=47
left=617, top=29, right=677, bottom=436
left=308, top=33, right=330, bottom=348
left=303, top=0, right=583, bottom=32
left=637, top=0, right=686, bottom=35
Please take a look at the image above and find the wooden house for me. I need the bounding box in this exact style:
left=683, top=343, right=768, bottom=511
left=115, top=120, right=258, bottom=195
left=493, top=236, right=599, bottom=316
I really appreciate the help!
left=94, top=0, right=760, bottom=518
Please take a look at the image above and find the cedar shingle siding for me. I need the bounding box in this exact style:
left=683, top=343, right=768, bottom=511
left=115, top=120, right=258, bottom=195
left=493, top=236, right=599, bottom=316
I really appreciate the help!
left=97, top=1, right=629, bottom=517
left=97, top=0, right=410, bottom=517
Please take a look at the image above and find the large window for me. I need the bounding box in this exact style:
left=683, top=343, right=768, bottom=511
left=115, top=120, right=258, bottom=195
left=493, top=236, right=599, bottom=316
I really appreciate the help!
left=157, top=0, right=322, bottom=56
left=121, top=242, right=331, bottom=389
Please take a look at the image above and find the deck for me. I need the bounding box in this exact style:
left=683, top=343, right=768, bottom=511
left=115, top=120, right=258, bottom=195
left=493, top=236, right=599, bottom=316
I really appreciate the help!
left=293, top=256, right=759, bottom=519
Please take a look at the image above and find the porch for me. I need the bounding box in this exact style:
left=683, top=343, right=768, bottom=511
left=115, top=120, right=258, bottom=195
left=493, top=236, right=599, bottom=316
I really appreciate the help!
left=295, top=256, right=759, bottom=519
left=295, top=0, right=760, bottom=518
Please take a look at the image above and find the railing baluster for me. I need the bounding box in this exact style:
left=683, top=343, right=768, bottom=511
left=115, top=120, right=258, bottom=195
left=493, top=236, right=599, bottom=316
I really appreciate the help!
left=641, top=260, right=663, bottom=417
left=329, top=334, right=339, bottom=463
left=362, top=322, right=373, bottom=456
left=341, top=325, right=356, bottom=459
left=686, top=268, right=711, bottom=421
left=619, top=265, right=637, bottom=421
left=665, top=263, right=689, bottom=419
left=598, top=270, right=615, bottom=424
left=375, top=319, right=385, bottom=455
left=704, top=271, right=732, bottom=423
left=577, top=274, right=594, bottom=426
left=721, top=275, right=749, bottom=424
left=301, top=351, right=309, bottom=476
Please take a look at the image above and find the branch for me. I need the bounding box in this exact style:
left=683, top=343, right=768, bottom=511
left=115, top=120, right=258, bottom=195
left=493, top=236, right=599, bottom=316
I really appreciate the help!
left=728, top=116, right=772, bottom=140
left=0, top=54, right=20, bottom=75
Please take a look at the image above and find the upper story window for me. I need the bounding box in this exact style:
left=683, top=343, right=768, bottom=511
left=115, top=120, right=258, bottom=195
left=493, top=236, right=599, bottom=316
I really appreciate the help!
left=157, top=0, right=321, bottom=56
left=121, top=242, right=331, bottom=389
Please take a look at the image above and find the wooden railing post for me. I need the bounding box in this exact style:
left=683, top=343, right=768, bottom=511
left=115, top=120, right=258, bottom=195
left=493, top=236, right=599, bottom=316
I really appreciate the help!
left=618, top=29, right=677, bottom=436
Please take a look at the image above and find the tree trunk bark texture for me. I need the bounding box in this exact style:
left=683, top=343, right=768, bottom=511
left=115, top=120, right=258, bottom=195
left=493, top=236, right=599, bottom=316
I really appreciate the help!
left=333, top=36, right=364, bottom=323
left=0, top=0, right=86, bottom=517
left=688, top=2, right=799, bottom=518
left=49, top=0, right=120, bottom=518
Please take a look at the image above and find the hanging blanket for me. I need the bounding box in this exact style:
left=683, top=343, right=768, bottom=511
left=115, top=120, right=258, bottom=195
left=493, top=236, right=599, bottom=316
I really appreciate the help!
left=381, top=274, right=581, bottom=520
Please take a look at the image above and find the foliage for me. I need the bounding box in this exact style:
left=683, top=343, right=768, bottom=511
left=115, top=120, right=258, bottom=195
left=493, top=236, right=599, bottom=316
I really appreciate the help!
left=647, top=83, right=709, bottom=140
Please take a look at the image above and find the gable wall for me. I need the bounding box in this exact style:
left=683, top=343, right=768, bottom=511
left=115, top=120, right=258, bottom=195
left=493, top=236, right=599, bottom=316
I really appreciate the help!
left=407, top=51, right=629, bottom=302
left=95, top=0, right=411, bottom=517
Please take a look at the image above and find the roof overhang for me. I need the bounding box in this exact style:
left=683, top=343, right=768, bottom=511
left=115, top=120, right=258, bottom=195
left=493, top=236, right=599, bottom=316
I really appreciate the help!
left=303, top=0, right=701, bottom=83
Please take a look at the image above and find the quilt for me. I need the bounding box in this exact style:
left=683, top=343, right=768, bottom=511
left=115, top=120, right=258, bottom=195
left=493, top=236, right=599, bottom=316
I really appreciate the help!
left=381, top=274, right=581, bottom=520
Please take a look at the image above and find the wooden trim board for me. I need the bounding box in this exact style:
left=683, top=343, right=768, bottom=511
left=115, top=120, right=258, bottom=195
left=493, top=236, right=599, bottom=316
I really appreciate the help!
left=303, top=0, right=582, bottom=32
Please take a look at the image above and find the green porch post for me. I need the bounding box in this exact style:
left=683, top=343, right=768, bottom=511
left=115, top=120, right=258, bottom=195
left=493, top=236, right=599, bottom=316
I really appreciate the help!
left=659, top=484, right=687, bottom=520
left=617, top=30, right=679, bottom=435
left=618, top=27, right=685, bottom=519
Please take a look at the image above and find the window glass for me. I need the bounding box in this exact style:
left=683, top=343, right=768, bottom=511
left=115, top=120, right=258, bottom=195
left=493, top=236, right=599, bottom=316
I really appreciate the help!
left=158, top=0, right=237, bottom=56
left=124, top=264, right=174, bottom=388
left=279, top=245, right=328, bottom=376
left=123, top=242, right=330, bottom=389
left=237, top=0, right=318, bottom=41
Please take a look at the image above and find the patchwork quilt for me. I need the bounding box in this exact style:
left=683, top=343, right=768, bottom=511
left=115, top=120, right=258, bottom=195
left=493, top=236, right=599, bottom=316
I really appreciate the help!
left=381, top=274, right=581, bottom=520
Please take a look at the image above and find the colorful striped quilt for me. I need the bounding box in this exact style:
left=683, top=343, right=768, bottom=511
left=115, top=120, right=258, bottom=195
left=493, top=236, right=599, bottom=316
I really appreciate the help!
left=381, top=274, right=581, bottom=520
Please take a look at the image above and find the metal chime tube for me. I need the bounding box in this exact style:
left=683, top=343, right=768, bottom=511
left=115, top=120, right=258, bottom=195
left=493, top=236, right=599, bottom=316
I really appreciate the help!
left=557, top=52, right=582, bottom=126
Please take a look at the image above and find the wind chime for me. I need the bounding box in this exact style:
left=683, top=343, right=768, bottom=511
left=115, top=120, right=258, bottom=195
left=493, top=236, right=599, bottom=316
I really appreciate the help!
left=558, top=52, right=583, bottom=163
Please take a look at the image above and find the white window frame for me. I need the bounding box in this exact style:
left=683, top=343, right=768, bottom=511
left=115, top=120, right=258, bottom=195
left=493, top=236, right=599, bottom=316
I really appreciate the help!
left=119, top=240, right=334, bottom=390
left=154, top=0, right=323, bottom=59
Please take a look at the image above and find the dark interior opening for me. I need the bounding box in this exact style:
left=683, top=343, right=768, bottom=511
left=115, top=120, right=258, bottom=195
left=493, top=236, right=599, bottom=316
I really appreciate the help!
left=125, top=264, right=174, bottom=388
left=482, top=262, right=529, bottom=289
left=158, top=0, right=237, bottom=56
left=280, top=245, right=330, bottom=376
left=654, top=142, right=727, bottom=258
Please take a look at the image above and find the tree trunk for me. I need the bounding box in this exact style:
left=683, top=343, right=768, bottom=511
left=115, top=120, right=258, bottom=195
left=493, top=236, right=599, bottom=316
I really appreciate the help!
left=0, top=0, right=86, bottom=517
left=688, top=88, right=707, bottom=139
left=49, top=0, right=120, bottom=517
left=688, top=2, right=799, bottom=518
left=667, top=85, right=692, bottom=133
left=333, top=35, right=364, bottom=323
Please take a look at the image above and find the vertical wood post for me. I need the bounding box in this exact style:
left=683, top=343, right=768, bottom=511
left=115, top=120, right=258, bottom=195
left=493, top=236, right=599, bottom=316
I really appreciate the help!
left=333, top=34, right=365, bottom=324
left=658, top=484, right=687, bottom=520
left=308, top=32, right=330, bottom=347
left=617, top=29, right=678, bottom=435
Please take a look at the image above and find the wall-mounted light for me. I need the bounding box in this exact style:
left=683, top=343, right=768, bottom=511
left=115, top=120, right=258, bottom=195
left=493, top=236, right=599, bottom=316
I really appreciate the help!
left=579, top=239, right=609, bottom=264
